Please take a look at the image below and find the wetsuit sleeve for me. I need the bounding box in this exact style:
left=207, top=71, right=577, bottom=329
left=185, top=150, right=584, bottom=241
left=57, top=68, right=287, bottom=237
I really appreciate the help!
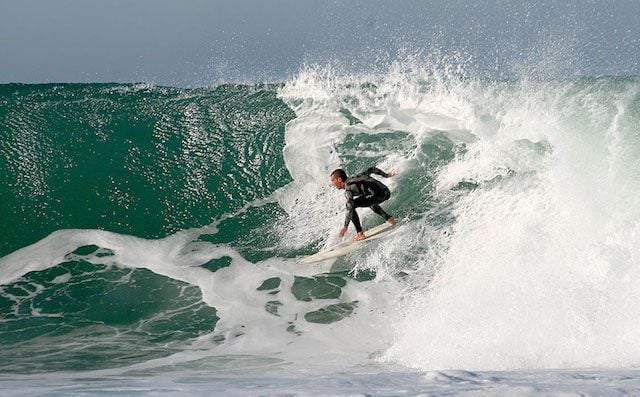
left=365, top=167, right=389, bottom=178
left=343, top=190, right=363, bottom=232
left=343, top=190, right=355, bottom=228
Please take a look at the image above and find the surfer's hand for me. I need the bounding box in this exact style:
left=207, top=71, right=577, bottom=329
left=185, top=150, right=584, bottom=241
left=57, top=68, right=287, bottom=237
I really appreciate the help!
left=387, top=170, right=397, bottom=177
left=338, top=227, right=347, bottom=238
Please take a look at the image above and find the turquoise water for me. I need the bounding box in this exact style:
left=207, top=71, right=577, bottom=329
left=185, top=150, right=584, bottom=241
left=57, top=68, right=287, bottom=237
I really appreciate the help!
left=0, top=83, right=295, bottom=257
left=2, top=64, right=640, bottom=393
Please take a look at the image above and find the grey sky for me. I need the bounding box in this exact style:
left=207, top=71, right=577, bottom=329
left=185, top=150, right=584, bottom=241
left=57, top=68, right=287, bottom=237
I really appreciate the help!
left=1, top=0, right=639, bottom=86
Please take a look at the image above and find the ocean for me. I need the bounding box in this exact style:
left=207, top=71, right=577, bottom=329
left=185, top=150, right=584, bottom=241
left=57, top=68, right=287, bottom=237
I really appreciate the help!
left=2, top=59, right=640, bottom=395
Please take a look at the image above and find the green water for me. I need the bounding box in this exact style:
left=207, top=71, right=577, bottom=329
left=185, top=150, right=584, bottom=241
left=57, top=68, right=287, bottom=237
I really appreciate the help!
left=0, top=83, right=295, bottom=257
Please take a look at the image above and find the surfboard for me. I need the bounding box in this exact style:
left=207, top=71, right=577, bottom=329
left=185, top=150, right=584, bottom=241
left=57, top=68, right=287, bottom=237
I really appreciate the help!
left=298, top=222, right=399, bottom=264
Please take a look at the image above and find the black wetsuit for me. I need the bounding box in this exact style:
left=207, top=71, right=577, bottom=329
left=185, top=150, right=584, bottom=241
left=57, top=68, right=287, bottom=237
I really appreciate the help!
left=343, top=167, right=392, bottom=233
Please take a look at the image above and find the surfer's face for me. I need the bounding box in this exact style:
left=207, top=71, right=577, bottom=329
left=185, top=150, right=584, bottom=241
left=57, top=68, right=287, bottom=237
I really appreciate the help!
left=331, top=175, right=345, bottom=190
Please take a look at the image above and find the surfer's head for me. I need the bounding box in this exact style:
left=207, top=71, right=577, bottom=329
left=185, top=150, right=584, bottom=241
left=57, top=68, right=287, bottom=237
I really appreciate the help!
left=330, top=169, right=347, bottom=189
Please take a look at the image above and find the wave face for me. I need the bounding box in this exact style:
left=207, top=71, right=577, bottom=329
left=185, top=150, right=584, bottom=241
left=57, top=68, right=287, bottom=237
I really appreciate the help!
left=0, top=84, right=295, bottom=257
left=1, top=62, right=640, bottom=375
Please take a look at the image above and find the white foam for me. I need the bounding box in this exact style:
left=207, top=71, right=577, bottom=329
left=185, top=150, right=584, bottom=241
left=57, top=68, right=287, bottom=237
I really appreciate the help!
left=384, top=77, right=640, bottom=371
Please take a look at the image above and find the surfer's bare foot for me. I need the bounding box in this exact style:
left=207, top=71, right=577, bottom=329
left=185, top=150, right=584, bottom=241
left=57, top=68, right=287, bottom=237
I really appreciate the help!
left=387, top=217, right=397, bottom=225
left=352, top=232, right=366, bottom=241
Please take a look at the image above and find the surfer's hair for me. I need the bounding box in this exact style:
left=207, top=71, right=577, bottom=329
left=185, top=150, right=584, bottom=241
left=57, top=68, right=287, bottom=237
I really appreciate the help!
left=331, top=169, right=348, bottom=181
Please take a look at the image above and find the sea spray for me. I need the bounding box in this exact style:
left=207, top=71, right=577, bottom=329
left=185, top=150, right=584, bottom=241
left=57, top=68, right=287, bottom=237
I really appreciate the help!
left=383, top=76, right=640, bottom=370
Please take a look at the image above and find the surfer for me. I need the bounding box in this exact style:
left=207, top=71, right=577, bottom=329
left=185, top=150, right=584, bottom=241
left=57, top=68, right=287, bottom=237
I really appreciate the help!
left=330, top=167, right=396, bottom=241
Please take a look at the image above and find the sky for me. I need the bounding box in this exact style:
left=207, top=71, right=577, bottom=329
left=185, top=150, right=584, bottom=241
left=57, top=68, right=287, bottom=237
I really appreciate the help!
left=1, top=0, right=639, bottom=86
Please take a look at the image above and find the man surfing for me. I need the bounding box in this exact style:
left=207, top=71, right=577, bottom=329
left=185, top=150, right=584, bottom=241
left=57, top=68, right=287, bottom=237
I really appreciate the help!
left=330, top=167, right=396, bottom=241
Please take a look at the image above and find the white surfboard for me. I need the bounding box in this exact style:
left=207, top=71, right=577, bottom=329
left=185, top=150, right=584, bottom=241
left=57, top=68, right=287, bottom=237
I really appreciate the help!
left=298, top=222, right=399, bottom=264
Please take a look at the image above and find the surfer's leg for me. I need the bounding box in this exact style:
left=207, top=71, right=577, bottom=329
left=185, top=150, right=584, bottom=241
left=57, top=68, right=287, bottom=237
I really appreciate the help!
left=370, top=204, right=391, bottom=220
left=370, top=205, right=396, bottom=224
left=348, top=199, right=366, bottom=240
left=351, top=210, right=366, bottom=240
left=356, top=194, right=394, bottom=224
left=352, top=195, right=369, bottom=208
left=351, top=209, right=363, bottom=233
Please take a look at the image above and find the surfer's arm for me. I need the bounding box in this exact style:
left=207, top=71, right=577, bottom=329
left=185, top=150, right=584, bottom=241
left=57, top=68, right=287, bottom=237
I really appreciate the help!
left=338, top=190, right=355, bottom=238
left=365, top=167, right=396, bottom=178
left=343, top=190, right=355, bottom=228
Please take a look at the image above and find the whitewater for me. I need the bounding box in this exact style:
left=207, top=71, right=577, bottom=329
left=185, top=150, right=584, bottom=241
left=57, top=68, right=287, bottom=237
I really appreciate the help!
left=2, top=59, right=640, bottom=395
